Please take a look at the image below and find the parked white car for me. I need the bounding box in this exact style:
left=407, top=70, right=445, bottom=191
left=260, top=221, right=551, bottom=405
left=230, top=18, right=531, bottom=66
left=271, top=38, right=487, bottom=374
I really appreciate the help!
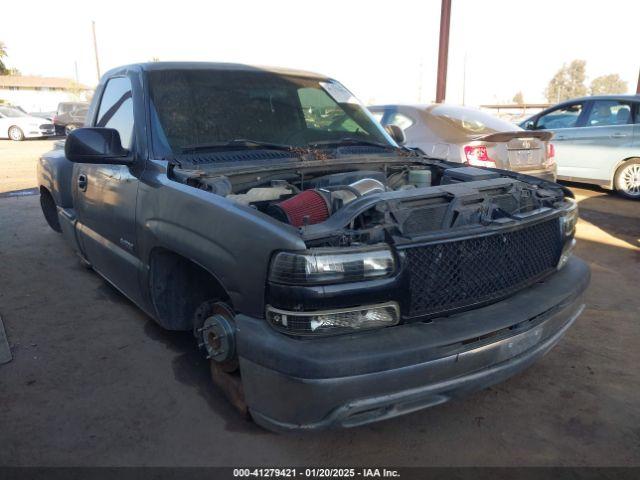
left=0, top=106, right=56, bottom=141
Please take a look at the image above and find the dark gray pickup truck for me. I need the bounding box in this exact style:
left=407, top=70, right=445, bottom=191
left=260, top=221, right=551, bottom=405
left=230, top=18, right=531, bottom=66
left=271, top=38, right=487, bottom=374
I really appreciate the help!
left=37, top=62, right=590, bottom=432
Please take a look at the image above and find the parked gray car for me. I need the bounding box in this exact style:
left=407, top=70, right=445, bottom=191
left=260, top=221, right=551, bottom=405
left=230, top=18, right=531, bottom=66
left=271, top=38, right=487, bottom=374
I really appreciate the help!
left=520, top=95, right=640, bottom=199
left=370, top=104, right=557, bottom=182
left=37, top=62, right=588, bottom=431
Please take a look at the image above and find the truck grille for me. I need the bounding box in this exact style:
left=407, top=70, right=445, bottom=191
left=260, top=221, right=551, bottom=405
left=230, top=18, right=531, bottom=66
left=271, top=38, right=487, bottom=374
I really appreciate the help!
left=403, top=217, right=563, bottom=318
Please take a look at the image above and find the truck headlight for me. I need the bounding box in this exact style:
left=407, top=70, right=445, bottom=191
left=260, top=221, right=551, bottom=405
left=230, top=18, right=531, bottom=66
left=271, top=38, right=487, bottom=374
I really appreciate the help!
left=559, top=197, right=578, bottom=238
left=266, top=302, right=400, bottom=335
left=268, top=245, right=396, bottom=285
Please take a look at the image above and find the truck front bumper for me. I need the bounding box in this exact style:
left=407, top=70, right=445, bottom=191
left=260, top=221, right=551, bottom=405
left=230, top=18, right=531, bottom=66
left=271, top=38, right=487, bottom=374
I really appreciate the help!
left=234, top=257, right=590, bottom=432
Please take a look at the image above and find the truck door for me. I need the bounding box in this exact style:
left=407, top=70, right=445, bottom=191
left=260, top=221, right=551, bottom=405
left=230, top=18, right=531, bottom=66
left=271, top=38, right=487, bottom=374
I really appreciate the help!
left=74, top=75, right=144, bottom=305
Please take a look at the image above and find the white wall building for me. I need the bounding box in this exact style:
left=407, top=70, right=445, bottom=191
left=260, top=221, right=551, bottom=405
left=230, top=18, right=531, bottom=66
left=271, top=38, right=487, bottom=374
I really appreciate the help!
left=0, top=76, right=93, bottom=113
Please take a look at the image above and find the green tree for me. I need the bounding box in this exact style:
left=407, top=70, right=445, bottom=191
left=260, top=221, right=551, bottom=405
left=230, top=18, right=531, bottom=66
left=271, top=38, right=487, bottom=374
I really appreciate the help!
left=545, top=60, right=588, bottom=103
left=0, top=41, right=8, bottom=75
left=512, top=91, right=524, bottom=104
left=590, top=74, right=628, bottom=95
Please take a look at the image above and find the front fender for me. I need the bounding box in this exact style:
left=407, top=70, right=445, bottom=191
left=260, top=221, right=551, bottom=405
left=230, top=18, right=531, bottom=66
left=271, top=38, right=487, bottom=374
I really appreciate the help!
left=137, top=168, right=307, bottom=318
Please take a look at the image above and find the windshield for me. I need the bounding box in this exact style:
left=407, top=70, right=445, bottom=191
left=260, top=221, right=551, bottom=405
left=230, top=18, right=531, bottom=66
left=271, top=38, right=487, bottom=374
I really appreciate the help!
left=0, top=107, right=27, bottom=118
left=424, top=105, right=520, bottom=141
left=148, top=69, right=394, bottom=155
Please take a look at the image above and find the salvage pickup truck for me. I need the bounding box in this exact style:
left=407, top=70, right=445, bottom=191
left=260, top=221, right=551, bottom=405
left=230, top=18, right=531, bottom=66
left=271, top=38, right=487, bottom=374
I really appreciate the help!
left=38, top=62, right=590, bottom=432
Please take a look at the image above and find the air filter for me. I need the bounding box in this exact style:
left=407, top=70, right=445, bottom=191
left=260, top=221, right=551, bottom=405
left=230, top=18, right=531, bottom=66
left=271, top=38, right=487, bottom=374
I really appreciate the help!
left=270, top=190, right=330, bottom=227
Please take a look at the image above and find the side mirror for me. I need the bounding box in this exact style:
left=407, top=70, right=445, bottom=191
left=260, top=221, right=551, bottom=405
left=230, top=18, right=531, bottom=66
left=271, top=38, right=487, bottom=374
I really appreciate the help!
left=65, top=128, right=131, bottom=164
left=384, top=124, right=406, bottom=145
left=523, top=120, right=536, bottom=131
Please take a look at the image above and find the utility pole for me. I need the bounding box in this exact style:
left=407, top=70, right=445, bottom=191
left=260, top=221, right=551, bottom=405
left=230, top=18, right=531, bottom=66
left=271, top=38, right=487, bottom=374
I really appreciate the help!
left=92, top=20, right=101, bottom=81
left=74, top=61, right=79, bottom=83
left=435, top=0, right=452, bottom=103
left=636, top=68, right=640, bottom=94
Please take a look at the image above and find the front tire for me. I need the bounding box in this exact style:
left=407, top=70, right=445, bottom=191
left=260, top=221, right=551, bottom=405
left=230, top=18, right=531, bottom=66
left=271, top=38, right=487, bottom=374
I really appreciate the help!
left=8, top=126, right=25, bottom=141
left=614, top=159, right=640, bottom=200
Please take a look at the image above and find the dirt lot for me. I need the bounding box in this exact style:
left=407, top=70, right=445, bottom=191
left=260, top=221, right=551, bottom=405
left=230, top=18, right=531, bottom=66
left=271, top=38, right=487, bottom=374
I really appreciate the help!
left=0, top=139, right=59, bottom=194
left=0, top=140, right=639, bottom=466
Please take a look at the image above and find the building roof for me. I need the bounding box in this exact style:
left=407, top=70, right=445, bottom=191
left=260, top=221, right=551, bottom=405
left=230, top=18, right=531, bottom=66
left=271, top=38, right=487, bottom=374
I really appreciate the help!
left=0, top=75, right=91, bottom=90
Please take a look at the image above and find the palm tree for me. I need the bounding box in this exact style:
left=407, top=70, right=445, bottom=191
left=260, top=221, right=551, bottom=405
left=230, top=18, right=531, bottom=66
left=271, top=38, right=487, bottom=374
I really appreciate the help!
left=0, top=41, right=9, bottom=75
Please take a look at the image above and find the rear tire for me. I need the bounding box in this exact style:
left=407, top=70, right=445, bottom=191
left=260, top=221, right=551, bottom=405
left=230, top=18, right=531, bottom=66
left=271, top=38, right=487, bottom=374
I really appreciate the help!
left=614, top=159, right=640, bottom=200
left=8, top=126, right=24, bottom=141
left=39, top=189, right=61, bottom=232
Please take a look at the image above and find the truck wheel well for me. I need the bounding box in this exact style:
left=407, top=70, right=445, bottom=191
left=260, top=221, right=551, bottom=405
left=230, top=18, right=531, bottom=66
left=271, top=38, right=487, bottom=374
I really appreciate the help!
left=148, top=249, right=231, bottom=331
left=39, top=187, right=61, bottom=232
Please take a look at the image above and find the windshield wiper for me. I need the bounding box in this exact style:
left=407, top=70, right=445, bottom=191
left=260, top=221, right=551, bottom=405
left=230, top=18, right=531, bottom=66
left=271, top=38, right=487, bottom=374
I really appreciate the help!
left=307, top=138, right=399, bottom=150
left=181, top=139, right=297, bottom=153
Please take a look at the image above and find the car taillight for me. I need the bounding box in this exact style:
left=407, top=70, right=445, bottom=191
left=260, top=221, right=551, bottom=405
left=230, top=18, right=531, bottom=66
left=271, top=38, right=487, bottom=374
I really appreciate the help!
left=545, top=143, right=556, bottom=166
left=464, top=145, right=495, bottom=167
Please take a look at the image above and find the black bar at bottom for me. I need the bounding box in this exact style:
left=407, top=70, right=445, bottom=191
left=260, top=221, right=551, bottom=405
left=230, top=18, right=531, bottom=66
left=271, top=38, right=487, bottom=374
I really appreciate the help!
left=0, top=467, right=639, bottom=480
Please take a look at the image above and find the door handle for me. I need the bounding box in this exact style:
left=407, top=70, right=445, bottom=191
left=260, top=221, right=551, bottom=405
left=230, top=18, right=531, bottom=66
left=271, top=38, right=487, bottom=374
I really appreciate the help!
left=611, top=132, right=627, bottom=138
left=555, top=135, right=567, bottom=140
left=77, top=174, right=88, bottom=192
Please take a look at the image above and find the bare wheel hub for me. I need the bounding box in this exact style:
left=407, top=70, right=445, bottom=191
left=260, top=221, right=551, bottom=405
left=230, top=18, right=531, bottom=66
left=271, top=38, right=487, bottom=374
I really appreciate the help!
left=197, top=303, right=236, bottom=363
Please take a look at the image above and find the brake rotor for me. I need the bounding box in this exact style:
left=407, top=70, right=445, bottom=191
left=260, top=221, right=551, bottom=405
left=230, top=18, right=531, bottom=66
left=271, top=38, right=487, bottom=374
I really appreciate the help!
left=196, top=302, right=238, bottom=372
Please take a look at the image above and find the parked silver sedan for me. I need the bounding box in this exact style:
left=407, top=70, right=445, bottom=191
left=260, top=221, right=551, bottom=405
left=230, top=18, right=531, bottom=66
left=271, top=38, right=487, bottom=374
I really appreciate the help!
left=370, top=104, right=556, bottom=182
left=520, top=95, right=640, bottom=199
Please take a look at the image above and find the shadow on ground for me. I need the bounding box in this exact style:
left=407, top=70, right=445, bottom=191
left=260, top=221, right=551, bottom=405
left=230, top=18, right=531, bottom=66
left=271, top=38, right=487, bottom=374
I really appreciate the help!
left=560, top=181, right=640, bottom=250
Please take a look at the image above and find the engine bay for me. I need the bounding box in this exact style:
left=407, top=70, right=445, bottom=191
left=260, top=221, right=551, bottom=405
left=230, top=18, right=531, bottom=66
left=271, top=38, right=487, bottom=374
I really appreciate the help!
left=171, top=158, right=569, bottom=247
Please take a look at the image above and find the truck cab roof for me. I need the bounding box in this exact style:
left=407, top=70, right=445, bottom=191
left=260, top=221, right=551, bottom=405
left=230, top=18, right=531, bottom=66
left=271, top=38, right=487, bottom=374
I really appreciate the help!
left=103, top=61, right=330, bottom=81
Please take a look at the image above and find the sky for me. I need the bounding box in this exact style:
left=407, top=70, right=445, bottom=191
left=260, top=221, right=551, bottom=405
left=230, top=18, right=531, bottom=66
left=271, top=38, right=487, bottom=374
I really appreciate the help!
left=3, top=0, right=639, bottom=106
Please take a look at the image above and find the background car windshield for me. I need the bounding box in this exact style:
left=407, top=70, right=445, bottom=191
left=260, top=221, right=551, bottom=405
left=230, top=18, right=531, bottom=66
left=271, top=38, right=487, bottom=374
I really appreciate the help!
left=384, top=112, right=415, bottom=131
left=423, top=105, right=519, bottom=141
left=0, top=107, right=27, bottom=118
left=148, top=69, right=392, bottom=153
